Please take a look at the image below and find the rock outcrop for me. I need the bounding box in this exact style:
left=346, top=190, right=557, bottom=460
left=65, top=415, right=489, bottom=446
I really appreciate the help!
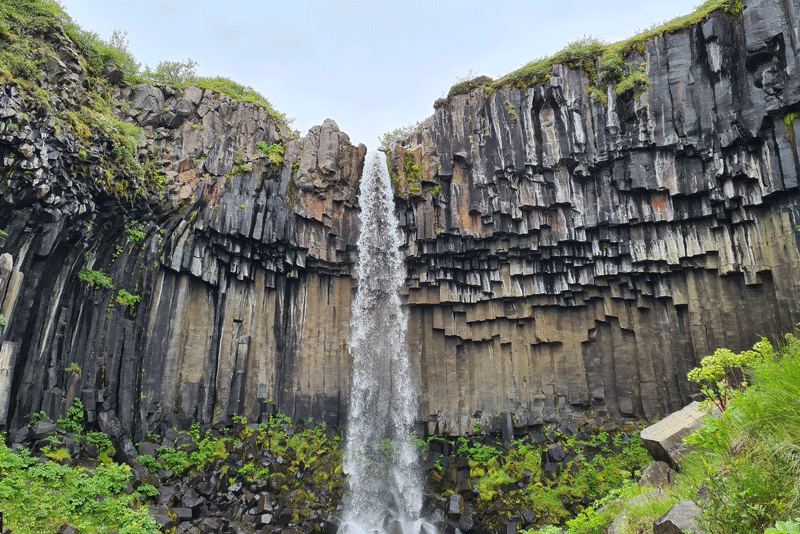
left=1, top=0, right=800, bottom=442
left=389, top=0, right=800, bottom=434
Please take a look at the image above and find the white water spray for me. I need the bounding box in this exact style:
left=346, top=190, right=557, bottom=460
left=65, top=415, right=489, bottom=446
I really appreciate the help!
left=340, top=151, right=425, bottom=534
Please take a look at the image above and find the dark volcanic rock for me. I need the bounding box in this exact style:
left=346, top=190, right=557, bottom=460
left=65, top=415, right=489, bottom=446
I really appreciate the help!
left=653, top=501, right=704, bottom=534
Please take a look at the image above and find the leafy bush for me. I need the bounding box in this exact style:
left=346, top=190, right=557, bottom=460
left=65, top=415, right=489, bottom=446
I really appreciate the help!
left=0, top=437, right=159, bottom=534
left=142, top=58, right=197, bottom=84
left=258, top=141, right=285, bottom=166
left=125, top=221, right=146, bottom=243
left=687, top=339, right=771, bottom=411
left=84, top=431, right=113, bottom=452
left=767, top=519, right=800, bottom=534
left=78, top=268, right=112, bottom=289
left=116, top=289, right=141, bottom=310
left=56, top=399, right=84, bottom=433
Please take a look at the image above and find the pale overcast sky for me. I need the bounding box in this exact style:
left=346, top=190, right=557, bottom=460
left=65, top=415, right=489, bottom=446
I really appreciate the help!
left=59, top=0, right=702, bottom=148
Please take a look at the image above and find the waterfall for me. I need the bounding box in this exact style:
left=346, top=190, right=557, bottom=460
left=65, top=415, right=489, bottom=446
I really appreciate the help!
left=340, top=150, right=424, bottom=534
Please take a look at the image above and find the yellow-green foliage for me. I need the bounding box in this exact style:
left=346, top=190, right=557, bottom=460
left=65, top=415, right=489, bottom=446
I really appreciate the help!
left=229, top=150, right=253, bottom=176
left=615, top=69, right=649, bottom=96
left=405, top=153, right=422, bottom=195
left=682, top=331, right=800, bottom=534
left=504, top=100, right=519, bottom=122
left=116, top=289, right=140, bottom=310
left=258, top=141, right=285, bottom=166
left=78, top=267, right=112, bottom=289
left=687, top=338, right=772, bottom=411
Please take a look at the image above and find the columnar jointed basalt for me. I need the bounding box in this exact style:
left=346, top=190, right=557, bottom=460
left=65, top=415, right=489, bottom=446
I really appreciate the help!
left=389, top=0, right=800, bottom=434
left=0, top=0, right=799, bottom=444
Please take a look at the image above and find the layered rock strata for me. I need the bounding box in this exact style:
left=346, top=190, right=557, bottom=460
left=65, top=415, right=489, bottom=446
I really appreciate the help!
left=0, top=0, right=799, bottom=441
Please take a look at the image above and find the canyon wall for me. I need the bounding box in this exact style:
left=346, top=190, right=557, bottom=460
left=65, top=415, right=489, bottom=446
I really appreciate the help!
left=1, top=0, right=800, bottom=441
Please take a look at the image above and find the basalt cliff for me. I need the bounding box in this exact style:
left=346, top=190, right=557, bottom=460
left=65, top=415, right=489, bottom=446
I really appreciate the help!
left=1, top=0, right=800, bottom=443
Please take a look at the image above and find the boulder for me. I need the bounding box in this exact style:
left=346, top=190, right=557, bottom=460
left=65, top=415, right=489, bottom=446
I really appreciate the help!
left=640, top=402, right=717, bottom=467
left=639, top=461, right=677, bottom=488
left=653, top=501, right=705, bottom=534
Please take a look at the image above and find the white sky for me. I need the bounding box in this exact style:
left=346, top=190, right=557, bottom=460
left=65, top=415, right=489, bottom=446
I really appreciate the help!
left=58, top=0, right=703, bottom=149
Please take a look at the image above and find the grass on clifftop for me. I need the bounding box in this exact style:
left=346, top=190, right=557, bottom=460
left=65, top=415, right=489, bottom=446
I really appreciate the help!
left=0, top=0, right=286, bottom=121
left=435, top=0, right=742, bottom=108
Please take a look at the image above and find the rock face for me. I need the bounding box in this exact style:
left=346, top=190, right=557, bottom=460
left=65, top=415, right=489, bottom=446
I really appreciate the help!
left=1, top=0, right=800, bottom=441
left=389, top=0, right=800, bottom=434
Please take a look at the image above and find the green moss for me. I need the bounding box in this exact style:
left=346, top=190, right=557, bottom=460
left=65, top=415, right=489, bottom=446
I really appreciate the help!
left=434, top=75, right=494, bottom=108
left=615, top=69, right=649, bottom=97
left=404, top=152, right=422, bottom=196
left=504, top=100, right=519, bottom=122
left=226, top=149, right=254, bottom=177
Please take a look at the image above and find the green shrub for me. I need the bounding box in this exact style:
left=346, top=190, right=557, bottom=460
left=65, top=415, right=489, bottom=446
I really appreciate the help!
left=125, top=221, right=146, bottom=243
left=142, top=58, right=197, bottom=84
left=687, top=339, right=771, bottom=411
left=0, top=436, right=159, bottom=534
left=258, top=142, right=285, bottom=166
left=767, top=519, right=800, bottom=534
left=56, top=399, right=84, bottom=433
left=116, top=289, right=141, bottom=310
left=78, top=268, right=112, bottom=289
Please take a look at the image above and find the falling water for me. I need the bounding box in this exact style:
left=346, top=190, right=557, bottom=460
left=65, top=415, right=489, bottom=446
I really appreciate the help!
left=340, top=151, right=424, bottom=534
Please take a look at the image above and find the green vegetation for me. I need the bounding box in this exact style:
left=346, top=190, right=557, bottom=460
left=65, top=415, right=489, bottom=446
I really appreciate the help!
left=767, top=519, right=800, bottom=534
left=56, top=398, right=84, bottom=433
left=614, top=67, right=649, bottom=97
left=116, top=289, right=141, bottom=310
left=78, top=267, right=112, bottom=289
left=0, top=439, right=159, bottom=534
left=378, top=120, right=424, bottom=150
left=125, top=220, right=146, bottom=243
left=0, top=397, right=155, bottom=533
left=0, top=0, right=286, bottom=202
left=536, top=331, right=800, bottom=534
left=258, top=141, right=285, bottom=166
left=687, top=339, right=771, bottom=411
left=229, top=149, right=253, bottom=176
left=422, top=423, right=650, bottom=532
left=686, top=333, right=800, bottom=534
left=434, top=74, right=494, bottom=108
left=405, top=153, right=422, bottom=195
left=436, top=0, right=742, bottom=108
